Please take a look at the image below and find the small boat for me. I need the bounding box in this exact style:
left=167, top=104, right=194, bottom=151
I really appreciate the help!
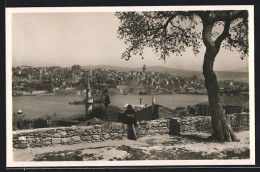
left=122, top=90, right=128, bottom=95
left=139, top=91, right=150, bottom=95
left=69, top=99, right=102, bottom=105
left=69, top=100, right=84, bottom=105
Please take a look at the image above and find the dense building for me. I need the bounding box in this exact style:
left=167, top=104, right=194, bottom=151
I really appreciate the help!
left=71, top=65, right=81, bottom=77
left=12, top=65, right=248, bottom=96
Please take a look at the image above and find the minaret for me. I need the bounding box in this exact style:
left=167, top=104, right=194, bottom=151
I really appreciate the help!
left=152, top=92, right=156, bottom=119
left=85, top=78, right=93, bottom=119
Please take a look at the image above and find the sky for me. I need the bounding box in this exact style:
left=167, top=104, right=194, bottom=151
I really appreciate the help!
left=11, top=12, right=249, bottom=71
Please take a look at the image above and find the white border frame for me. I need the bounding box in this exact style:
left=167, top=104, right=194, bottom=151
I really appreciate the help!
left=6, top=6, right=255, bottom=167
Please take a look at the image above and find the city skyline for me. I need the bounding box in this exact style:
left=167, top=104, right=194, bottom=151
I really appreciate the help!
left=12, top=12, right=249, bottom=72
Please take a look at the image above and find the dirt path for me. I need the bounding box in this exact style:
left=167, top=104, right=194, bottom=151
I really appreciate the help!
left=13, top=138, right=148, bottom=161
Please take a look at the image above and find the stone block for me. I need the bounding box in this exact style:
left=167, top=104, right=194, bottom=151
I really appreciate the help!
left=42, top=137, right=52, bottom=141
left=20, top=140, right=28, bottom=144
left=66, top=128, right=73, bottom=131
left=35, top=138, right=41, bottom=143
left=160, top=123, right=167, bottom=127
left=151, top=122, right=159, bottom=127
left=139, top=121, right=147, bottom=125
left=59, top=131, right=67, bottom=137
left=71, top=136, right=80, bottom=142
left=140, top=130, right=147, bottom=135
left=13, top=134, right=19, bottom=139
left=118, top=133, right=123, bottom=138
left=146, top=123, right=151, bottom=129
left=111, top=133, right=119, bottom=138
left=97, top=128, right=102, bottom=133
left=44, top=141, right=52, bottom=146
left=91, top=129, right=98, bottom=133
left=81, top=136, right=92, bottom=141
left=154, top=129, right=160, bottom=133
left=61, top=137, right=72, bottom=143
left=46, top=129, right=55, bottom=134
left=77, top=127, right=85, bottom=132
left=101, top=124, right=111, bottom=132
left=162, top=129, right=169, bottom=133
left=52, top=138, right=61, bottom=144
left=18, top=136, right=26, bottom=141
left=116, top=123, right=123, bottom=129
left=26, top=136, right=35, bottom=141
left=118, top=129, right=124, bottom=133
left=53, top=133, right=60, bottom=138
left=15, top=144, right=27, bottom=149
left=92, top=135, right=100, bottom=140
left=148, top=129, right=155, bottom=134
left=83, top=132, right=91, bottom=136
left=103, top=134, right=110, bottom=140
left=69, top=131, right=75, bottom=134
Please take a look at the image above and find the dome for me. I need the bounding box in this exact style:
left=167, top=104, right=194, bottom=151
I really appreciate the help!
left=17, top=108, right=23, bottom=114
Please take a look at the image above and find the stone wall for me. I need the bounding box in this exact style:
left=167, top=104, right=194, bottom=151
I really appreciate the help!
left=13, top=123, right=126, bottom=149
left=174, top=113, right=249, bottom=134
left=13, top=113, right=249, bottom=149
left=135, top=119, right=169, bottom=136
left=177, top=116, right=212, bottom=134
left=13, top=120, right=169, bottom=149
left=226, top=113, right=249, bottom=131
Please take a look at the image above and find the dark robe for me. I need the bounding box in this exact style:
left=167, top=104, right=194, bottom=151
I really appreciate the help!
left=124, top=108, right=137, bottom=140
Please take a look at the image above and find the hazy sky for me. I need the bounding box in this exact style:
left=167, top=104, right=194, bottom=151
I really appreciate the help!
left=12, top=12, right=249, bottom=71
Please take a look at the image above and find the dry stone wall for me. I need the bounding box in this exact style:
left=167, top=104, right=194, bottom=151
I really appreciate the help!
left=13, top=113, right=249, bottom=149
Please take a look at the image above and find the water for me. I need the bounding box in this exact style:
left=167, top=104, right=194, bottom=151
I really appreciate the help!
left=12, top=94, right=208, bottom=119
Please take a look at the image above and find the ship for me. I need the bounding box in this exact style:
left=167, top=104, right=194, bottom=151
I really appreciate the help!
left=69, top=99, right=102, bottom=105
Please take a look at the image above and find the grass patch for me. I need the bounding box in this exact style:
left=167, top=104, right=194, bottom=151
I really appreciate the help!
left=117, top=145, right=250, bottom=160
left=34, top=150, right=83, bottom=161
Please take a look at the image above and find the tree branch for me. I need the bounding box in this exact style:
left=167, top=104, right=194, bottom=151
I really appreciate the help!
left=215, top=19, right=231, bottom=50
left=209, top=10, right=248, bottom=22
left=153, top=11, right=196, bottom=35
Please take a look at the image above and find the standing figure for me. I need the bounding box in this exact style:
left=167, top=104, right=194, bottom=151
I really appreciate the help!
left=103, top=90, right=110, bottom=107
left=101, top=90, right=110, bottom=120
left=124, top=105, right=137, bottom=140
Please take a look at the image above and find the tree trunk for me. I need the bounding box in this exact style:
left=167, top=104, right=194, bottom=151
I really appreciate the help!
left=203, top=47, right=238, bottom=142
left=200, top=17, right=238, bottom=142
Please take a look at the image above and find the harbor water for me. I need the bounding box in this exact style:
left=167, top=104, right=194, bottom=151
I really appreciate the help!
left=12, top=94, right=208, bottom=119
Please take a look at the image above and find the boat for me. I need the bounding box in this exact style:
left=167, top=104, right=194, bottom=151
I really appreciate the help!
left=139, top=91, right=151, bottom=95
left=69, top=100, right=84, bottom=105
left=69, top=99, right=102, bottom=105
left=122, top=90, right=128, bottom=95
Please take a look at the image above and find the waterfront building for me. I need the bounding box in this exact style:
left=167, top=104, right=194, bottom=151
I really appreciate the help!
left=195, top=95, right=249, bottom=116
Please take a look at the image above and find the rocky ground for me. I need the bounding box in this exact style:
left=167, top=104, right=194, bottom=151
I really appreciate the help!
left=13, top=130, right=250, bottom=161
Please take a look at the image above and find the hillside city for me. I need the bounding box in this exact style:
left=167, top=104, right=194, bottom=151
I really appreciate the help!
left=12, top=64, right=249, bottom=96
